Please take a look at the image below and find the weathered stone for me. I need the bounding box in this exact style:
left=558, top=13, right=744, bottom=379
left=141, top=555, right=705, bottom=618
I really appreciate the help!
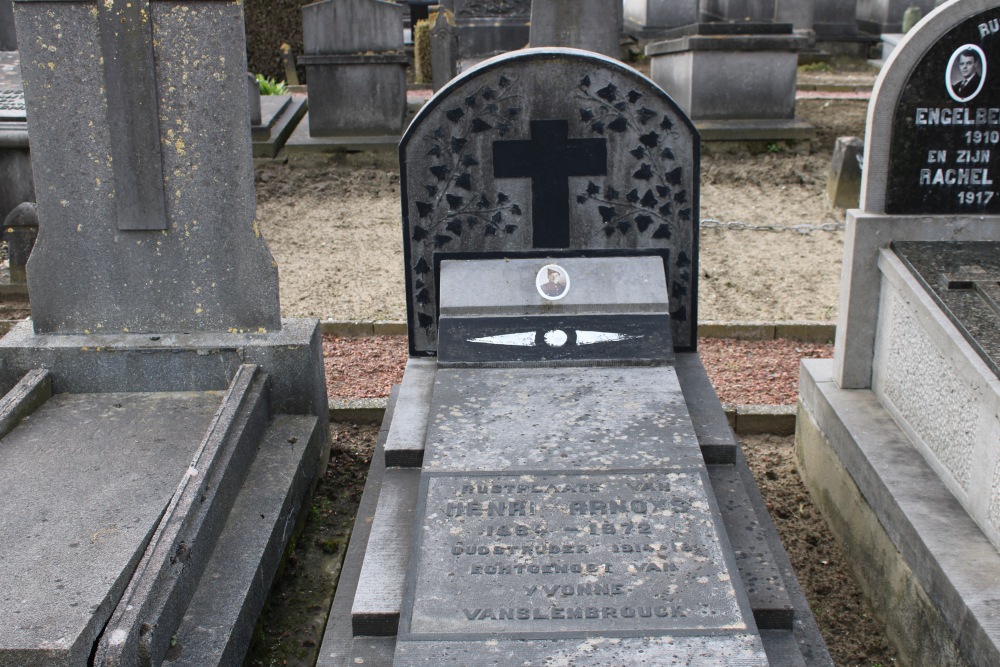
left=528, top=0, right=622, bottom=58
left=14, top=0, right=280, bottom=334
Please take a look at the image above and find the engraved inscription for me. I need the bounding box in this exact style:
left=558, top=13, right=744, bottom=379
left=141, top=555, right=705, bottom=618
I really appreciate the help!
left=405, top=473, right=747, bottom=637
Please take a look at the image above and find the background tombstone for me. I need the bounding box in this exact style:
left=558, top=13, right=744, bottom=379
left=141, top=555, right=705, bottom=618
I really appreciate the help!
left=624, top=0, right=701, bottom=36
left=528, top=0, right=623, bottom=58
left=700, top=0, right=776, bottom=23
left=453, top=0, right=532, bottom=70
left=0, top=1, right=328, bottom=664
left=431, top=8, right=458, bottom=91
left=797, top=1, right=1000, bottom=666
left=0, top=0, right=13, bottom=51
left=247, top=73, right=308, bottom=158
left=856, top=0, right=941, bottom=34
left=291, top=0, right=407, bottom=150
left=645, top=22, right=813, bottom=146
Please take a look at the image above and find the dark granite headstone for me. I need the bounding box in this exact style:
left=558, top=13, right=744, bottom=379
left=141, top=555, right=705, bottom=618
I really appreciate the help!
left=813, top=0, right=861, bottom=39
left=892, top=240, right=1000, bottom=379
left=857, top=0, right=938, bottom=35
left=885, top=6, right=1000, bottom=214
left=400, top=48, right=699, bottom=355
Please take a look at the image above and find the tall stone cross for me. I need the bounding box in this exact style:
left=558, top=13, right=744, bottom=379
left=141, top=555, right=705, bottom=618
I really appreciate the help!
left=493, top=119, right=607, bottom=248
left=98, top=0, right=168, bottom=231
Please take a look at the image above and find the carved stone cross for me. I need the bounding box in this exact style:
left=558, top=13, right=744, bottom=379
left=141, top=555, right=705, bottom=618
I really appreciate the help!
left=493, top=119, right=607, bottom=248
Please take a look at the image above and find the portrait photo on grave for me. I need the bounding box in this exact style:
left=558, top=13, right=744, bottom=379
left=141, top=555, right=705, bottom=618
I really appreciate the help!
left=947, top=44, right=987, bottom=101
left=536, top=264, right=570, bottom=300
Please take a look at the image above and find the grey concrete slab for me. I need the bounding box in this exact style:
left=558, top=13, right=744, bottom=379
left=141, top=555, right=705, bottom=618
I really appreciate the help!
left=0, top=319, right=327, bottom=420
left=708, top=466, right=792, bottom=630
left=0, top=390, right=221, bottom=667
left=252, top=94, right=307, bottom=158
left=422, top=366, right=703, bottom=472
left=166, top=414, right=324, bottom=666
left=401, top=48, right=699, bottom=354
left=384, top=358, right=435, bottom=467
left=798, top=358, right=1000, bottom=666
left=0, top=368, right=49, bottom=440
left=400, top=470, right=754, bottom=639
left=285, top=111, right=402, bottom=154
left=352, top=468, right=421, bottom=636
left=438, top=257, right=670, bottom=317
left=96, top=365, right=271, bottom=667
left=13, top=0, right=281, bottom=334
left=393, top=634, right=769, bottom=665
left=675, top=352, right=738, bottom=464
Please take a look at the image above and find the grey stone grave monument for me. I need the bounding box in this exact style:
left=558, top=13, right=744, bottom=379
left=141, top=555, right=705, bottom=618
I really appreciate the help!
left=317, top=47, right=831, bottom=666
left=797, top=1, right=1000, bottom=665
left=856, top=0, right=941, bottom=35
left=624, top=0, right=701, bottom=38
left=700, top=0, right=775, bottom=23
left=0, top=35, right=33, bottom=226
left=287, top=0, right=408, bottom=153
left=645, top=22, right=814, bottom=146
left=452, top=0, right=532, bottom=71
left=247, top=72, right=307, bottom=159
left=0, top=1, right=328, bottom=665
left=528, top=0, right=623, bottom=59
left=431, top=8, right=458, bottom=92
left=812, top=0, right=879, bottom=59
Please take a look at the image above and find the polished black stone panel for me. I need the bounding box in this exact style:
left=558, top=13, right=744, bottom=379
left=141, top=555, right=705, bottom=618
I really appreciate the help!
left=437, top=314, right=674, bottom=366
left=892, top=240, right=1000, bottom=378
left=886, top=7, right=1000, bottom=214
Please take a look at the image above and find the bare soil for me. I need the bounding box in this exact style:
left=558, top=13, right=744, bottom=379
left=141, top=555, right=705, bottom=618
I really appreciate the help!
left=254, top=96, right=868, bottom=325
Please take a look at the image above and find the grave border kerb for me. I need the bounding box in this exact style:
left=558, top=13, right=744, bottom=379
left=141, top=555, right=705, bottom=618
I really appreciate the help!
left=862, top=0, right=1000, bottom=213
left=395, top=466, right=758, bottom=643
left=398, top=47, right=701, bottom=358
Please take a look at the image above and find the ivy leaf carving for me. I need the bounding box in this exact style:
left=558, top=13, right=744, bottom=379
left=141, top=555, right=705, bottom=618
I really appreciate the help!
left=633, top=164, right=653, bottom=180
left=416, top=201, right=434, bottom=218
left=412, top=225, right=429, bottom=241
left=640, top=190, right=658, bottom=208
left=471, top=118, right=493, bottom=133
left=598, top=205, right=617, bottom=222
left=652, top=224, right=672, bottom=240
left=626, top=189, right=640, bottom=204
left=617, top=220, right=630, bottom=234
left=665, top=166, right=683, bottom=185
left=586, top=181, right=601, bottom=196
left=630, top=147, right=646, bottom=159
left=604, top=186, right=620, bottom=201
left=434, top=234, right=452, bottom=248
left=446, top=108, right=465, bottom=122
left=430, top=165, right=450, bottom=181
left=597, top=83, right=617, bottom=102
left=635, top=214, right=654, bottom=232
left=608, top=116, right=628, bottom=133
left=637, top=107, right=657, bottom=124
left=627, top=90, right=642, bottom=103
left=639, top=131, right=659, bottom=148
left=455, top=172, right=473, bottom=190
left=446, top=194, right=464, bottom=210
left=451, top=136, right=467, bottom=152
left=414, top=257, right=431, bottom=274
left=446, top=219, right=463, bottom=236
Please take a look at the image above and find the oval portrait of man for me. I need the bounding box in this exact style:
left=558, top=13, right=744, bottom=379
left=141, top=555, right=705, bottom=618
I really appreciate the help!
left=536, top=264, right=570, bottom=301
left=947, top=44, right=986, bottom=103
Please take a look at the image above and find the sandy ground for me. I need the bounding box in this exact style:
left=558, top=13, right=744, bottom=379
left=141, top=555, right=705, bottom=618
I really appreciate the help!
left=255, top=98, right=867, bottom=324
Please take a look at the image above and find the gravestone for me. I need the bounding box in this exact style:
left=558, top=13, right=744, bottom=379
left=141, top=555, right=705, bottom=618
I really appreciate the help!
left=528, top=0, right=623, bottom=59
left=645, top=23, right=813, bottom=145
left=431, top=8, right=458, bottom=91
left=247, top=73, right=308, bottom=158
left=318, top=47, right=831, bottom=667
left=856, top=0, right=940, bottom=34
left=0, top=0, right=13, bottom=51
left=0, top=49, right=33, bottom=225
left=700, top=0, right=776, bottom=23
left=0, top=1, right=328, bottom=665
left=624, top=0, right=700, bottom=36
left=289, top=0, right=407, bottom=152
left=453, top=0, right=531, bottom=71
left=797, top=2, right=1000, bottom=666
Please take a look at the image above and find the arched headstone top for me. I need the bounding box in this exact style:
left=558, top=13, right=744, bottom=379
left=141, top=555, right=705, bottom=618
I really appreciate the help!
left=863, top=0, right=1000, bottom=214
left=400, top=48, right=700, bottom=356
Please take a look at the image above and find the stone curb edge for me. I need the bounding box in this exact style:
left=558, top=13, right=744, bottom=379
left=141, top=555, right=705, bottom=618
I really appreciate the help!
left=320, top=319, right=836, bottom=344
left=329, top=398, right=797, bottom=436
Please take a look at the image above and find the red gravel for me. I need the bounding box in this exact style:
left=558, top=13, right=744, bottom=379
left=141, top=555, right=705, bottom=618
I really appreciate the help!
left=323, top=335, right=832, bottom=405
left=698, top=338, right=832, bottom=405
